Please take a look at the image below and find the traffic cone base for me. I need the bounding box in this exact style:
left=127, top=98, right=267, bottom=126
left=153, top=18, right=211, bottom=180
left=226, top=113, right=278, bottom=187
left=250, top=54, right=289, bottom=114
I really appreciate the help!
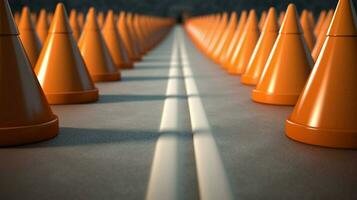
left=0, top=118, right=58, bottom=146
left=251, top=90, right=299, bottom=105
left=120, top=63, right=134, bottom=69
left=45, top=88, right=99, bottom=105
left=91, top=72, right=121, bottom=82
left=286, top=119, right=357, bottom=148
left=241, top=75, right=257, bottom=85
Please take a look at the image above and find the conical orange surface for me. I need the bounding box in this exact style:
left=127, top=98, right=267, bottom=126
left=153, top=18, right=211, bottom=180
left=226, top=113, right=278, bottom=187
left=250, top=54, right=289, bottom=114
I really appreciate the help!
left=278, top=11, right=285, bottom=26
left=69, top=10, right=81, bottom=41
left=314, top=10, right=327, bottom=37
left=117, top=11, right=136, bottom=61
left=207, top=13, right=228, bottom=58
left=0, top=0, right=58, bottom=146
left=123, top=12, right=142, bottom=61
left=36, top=9, right=49, bottom=43
left=308, top=11, right=315, bottom=28
left=252, top=4, right=313, bottom=105
left=241, top=7, right=279, bottom=85
left=35, top=3, right=98, bottom=104
left=312, top=10, right=334, bottom=61
left=220, top=11, right=247, bottom=69
left=227, top=9, right=260, bottom=75
left=102, top=10, right=133, bottom=69
left=31, top=12, right=37, bottom=24
left=14, top=11, right=20, bottom=25
left=19, top=6, right=42, bottom=68
left=300, top=9, right=316, bottom=50
left=77, top=12, right=85, bottom=30
left=286, top=0, right=357, bottom=148
left=213, top=12, right=237, bottom=63
left=258, top=11, right=267, bottom=31
left=78, top=8, right=120, bottom=82
left=97, top=11, right=104, bottom=28
left=48, top=12, right=53, bottom=24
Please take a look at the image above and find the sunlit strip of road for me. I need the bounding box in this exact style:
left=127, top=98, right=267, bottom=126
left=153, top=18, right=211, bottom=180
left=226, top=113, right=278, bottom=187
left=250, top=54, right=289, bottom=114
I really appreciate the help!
left=146, top=28, right=187, bottom=200
left=179, top=28, right=234, bottom=200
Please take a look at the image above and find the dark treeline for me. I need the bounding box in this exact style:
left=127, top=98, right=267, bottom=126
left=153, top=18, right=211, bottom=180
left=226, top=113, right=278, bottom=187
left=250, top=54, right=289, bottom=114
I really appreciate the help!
left=9, top=0, right=356, bottom=19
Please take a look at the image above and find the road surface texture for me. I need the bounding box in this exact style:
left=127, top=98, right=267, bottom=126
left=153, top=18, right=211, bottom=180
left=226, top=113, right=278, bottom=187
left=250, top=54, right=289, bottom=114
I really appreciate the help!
left=0, top=26, right=356, bottom=200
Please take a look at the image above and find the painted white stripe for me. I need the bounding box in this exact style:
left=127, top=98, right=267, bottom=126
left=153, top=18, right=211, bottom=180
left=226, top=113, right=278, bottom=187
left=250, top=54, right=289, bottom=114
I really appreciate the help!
left=146, top=29, right=184, bottom=200
left=179, top=28, right=234, bottom=200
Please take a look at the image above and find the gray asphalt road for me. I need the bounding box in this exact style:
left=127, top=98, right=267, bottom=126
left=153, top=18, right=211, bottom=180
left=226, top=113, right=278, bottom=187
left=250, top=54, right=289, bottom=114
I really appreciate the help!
left=0, top=26, right=356, bottom=200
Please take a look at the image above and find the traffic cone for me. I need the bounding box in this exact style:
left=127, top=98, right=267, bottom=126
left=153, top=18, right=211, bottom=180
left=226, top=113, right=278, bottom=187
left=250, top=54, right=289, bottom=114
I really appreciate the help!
left=252, top=4, right=313, bottom=105
left=14, top=11, right=20, bottom=25
left=313, top=10, right=326, bottom=37
left=117, top=11, right=137, bottom=61
left=212, top=12, right=237, bottom=63
left=31, top=12, right=37, bottom=24
left=78, top=12, right=85, bottom=29
left=36, top=9, right=49, bottom=43
left=308, top=11, right=315, bottom=28
left=220, top=11, right=247, bottom=69
left=286, top=0, right=357, bottom=148
left=69, top=9, right=81, bottom=41
left=48, top=12, right=53, bottom=23
left=97, top=11, right=104, bottom=28
left=241, top=7, right=279, bottom=85
left=122, top=12, right=142, bottom=61
left=19, top=6, right=42, bottom=68
left=102, top=10, right=133, bottom=69
left=207, top=12, right=228, bottom=58
left=0, top=0, right=58, bottom=146
left=227, top=9, right=260, bottom=75
left=35, top=3, right=98, bottom=104
left=78, top=8, right=120, bottom=82
left=300, top=9, right=316, bottom=51
left=312, top=10, right=334, bottom=61
left=278, top=11, right=285, bottom=25
left=258, top=11, right=267, bottom=31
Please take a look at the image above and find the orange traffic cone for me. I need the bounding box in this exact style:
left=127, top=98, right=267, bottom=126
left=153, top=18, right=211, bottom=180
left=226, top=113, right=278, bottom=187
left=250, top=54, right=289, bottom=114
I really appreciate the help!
left=36, top=9, right=49, bottom=43
left=286, top=0, right=357, bottom=148
left=313, top=10, right=326, bottom=37
left=212, top=12, right=237, bottom=63
left=35, top=3, right=98, bottom=104
left=241, top=7, right=279, bottom=85
left=278, top=11, right=285, bottom=25
left=69, top=10, right=81, bottom=41
left=102, top=10, right=133, bottom=69
left=252, top=4, right=313, bottom=105
left=97, top=11, right=104, bottom=28
left=31, top=12, right=37, bottom=24
left=117, top=11, right=136, bottom=61
left=308, top=11, right=315, bottom=28
left=0, top=0, right=58, bottom=146
left=220, top=11, right=247, bottom=69
left=311, top=10, right=334, bottom=61
left=48, top=12, right=53, bottom=23
left=227, top=9, right=260, bottom=75
left=78, top=8, right=120, bottom=82
left=78, top=12, right=85, bottom=30
left=258, top=11, right=267, bottom=31
left=300, top=9, right=316, bottom=50
left=19, top=6, right=42, bottom=68
left=14, top=11, right=20, bottom=25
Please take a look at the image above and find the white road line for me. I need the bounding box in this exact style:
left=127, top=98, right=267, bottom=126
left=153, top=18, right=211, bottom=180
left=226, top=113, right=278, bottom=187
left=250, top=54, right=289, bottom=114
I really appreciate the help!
left=179, top=28, right=234, bottom=200
left=146, top=29, right=185, bottom=200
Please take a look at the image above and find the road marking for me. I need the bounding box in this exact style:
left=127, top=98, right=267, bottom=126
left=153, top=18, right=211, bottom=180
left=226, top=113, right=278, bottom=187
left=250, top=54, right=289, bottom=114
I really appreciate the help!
left=146, top=28, right=186, bottom=200
left=179, top=28, right=234, bottom=200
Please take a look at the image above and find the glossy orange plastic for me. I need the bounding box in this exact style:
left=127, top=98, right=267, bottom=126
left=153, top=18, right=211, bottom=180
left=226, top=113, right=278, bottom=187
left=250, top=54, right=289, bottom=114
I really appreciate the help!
left=227, top=10, right=260, bottom=75
left=97, top=11, right=104, bottom=28
left=14, top=11, right=20, bottom=25
left=300, top=9, right=316, bottom=50
left=286, top=0, right=357, bottom=148
left=308, top=11, right=315, bottom=28
left=48, top=12, right=53, bottom=23
left=126, top=13, right=143, bottom=60
left=19, top=6, right=42, bottom=68
left=278, top=11, right=285, bottom=26
left=102, top=10, right=133, bottom=69
left=258, top=11, right=267, bottom=31
left=207, top=13, right=228, bottom=58
left=117, top=11, right=137, bottom=61
left=78, top=8, right=120, bottom=82
left=35, top=3, right=98, bottom=105
left=69, top=10, right=81, bottom=41
left=77, top=12, right=85, bottom=30
left=252, top=4, right=313, bottom=105
left=314, top=10, right=326, bottom=37
left=0, top=0, right=58, bottom=146
left=312, top=10, right=334, bottom=61
left=241, top=7, right=279, bottom=85
left=36, top=9, right=49, bottom=43
left=213, top=12, right=237, bottom=63
left=220, top=11, right=247, bottom=69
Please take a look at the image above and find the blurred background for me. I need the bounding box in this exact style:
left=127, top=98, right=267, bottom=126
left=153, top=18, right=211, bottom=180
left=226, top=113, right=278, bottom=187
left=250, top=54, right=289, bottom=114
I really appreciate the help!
left=9, top=0, right=356, bottom=21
